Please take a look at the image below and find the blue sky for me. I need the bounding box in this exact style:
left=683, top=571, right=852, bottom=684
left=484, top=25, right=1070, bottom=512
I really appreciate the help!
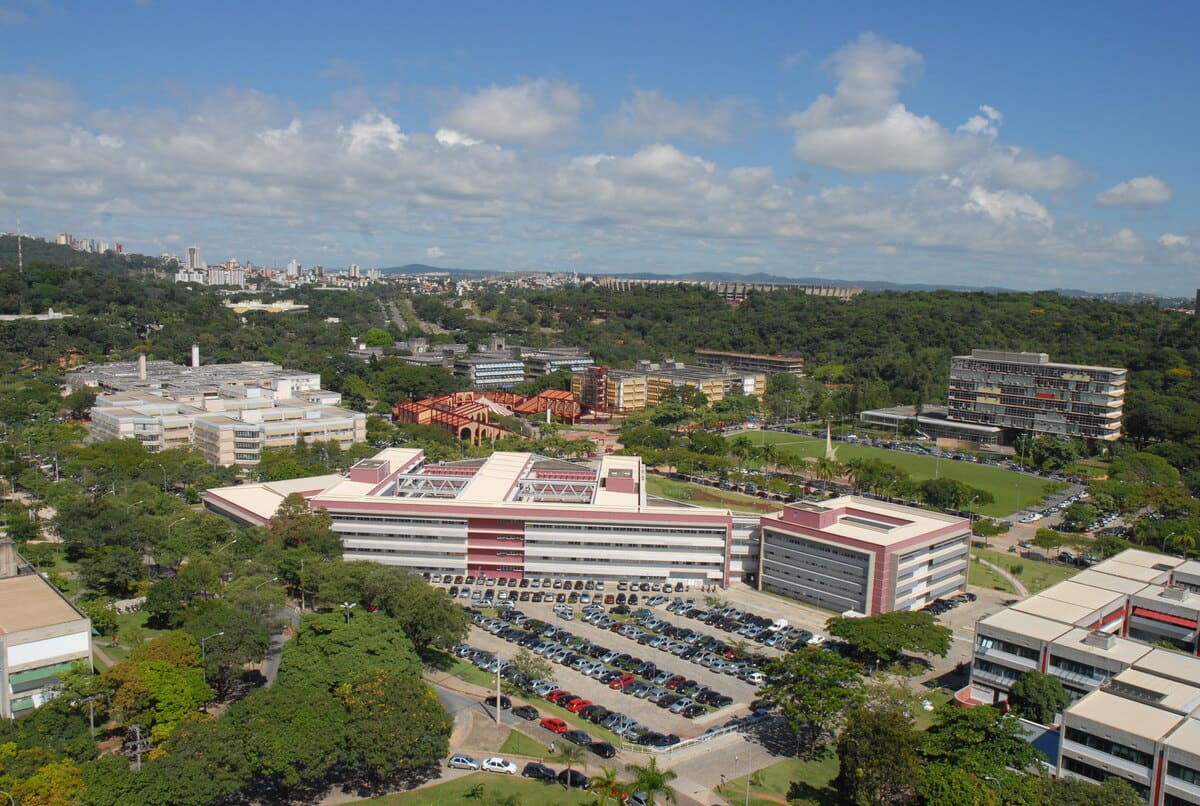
left=1, top=1, right=1197, bottom=293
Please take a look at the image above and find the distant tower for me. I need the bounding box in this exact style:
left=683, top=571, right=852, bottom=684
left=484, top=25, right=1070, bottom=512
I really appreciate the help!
left=16, top=218, right=22, bottom=273
left=349, top=263, right=360, bottom=279
left=186, top=246, right=202, bottom=271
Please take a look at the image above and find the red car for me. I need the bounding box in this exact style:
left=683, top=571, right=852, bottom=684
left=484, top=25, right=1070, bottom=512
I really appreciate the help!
left=663, top=675, right=687, bottom=690
left=609, top=673, right=637, bottom=690
left=565, top=698, right=593, bottom=713
left=546, top=690, right=573, bottom=704
left=557, top=695, right=581, bottom=709
left=540, top=717, right=569, bottom=733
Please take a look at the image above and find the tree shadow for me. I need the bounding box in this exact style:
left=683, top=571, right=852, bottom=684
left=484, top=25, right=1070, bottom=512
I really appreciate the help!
left=424, top=648, right=457, bottom=672
left=786, top=779, right=840, bottom=806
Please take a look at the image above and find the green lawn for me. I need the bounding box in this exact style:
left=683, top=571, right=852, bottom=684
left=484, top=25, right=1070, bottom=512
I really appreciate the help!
left=973, top=547, right=1078, bottom=594
left=645, top=475, right=782, bottom=513
left=360, top=771, right=600, bottom=805
left=968, top=556, right=1017, bottom=594
left=724, top=754, right=839, bottom=806
left=499, top=728, right=551, bottom=760
left=740, top=431, right=1054, bottom=517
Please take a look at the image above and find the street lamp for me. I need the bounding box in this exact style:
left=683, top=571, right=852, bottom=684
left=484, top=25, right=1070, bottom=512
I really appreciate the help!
left=0, top=788, right=14, bottom=806
left=199, top=631, right=225, bottom=676
left=166, top=516, right=188, bottom=540
left=1163, top=531, right=1178, bottom=553
left=734, top=749, right=751, bottom=806
left=213, top=537, right=238, bottom=555
left=125, top=499, right=145, bottom=513
left=157, top=463, right=168, bottom=492
left=255, top=576, right=279, bottom=591
left=340, top=601, right=357, bottom=624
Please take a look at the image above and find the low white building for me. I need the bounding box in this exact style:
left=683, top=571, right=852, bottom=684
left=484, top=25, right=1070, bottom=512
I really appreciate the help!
left=0, top=538, right=92, bottom=718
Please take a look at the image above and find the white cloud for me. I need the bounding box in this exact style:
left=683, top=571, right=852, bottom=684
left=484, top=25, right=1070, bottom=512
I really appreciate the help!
left=442, top=79, right=582, bottom=145
left=426, top=246, right=445, bottom=258
left=339, top=112, right=406, bottom=154
left=1096, top=175, right=1173, bottom=207
left=786, top=34, right=994, bottom=174
left=435, top=128, right=482, bottom=147
left=606, top=89, right=746, bottom=143
left=1159, top=233, right=1190, bottom=247
left=968, top=146, right=1086, bottom=192
left=964, top=186, right=1051, bottom=224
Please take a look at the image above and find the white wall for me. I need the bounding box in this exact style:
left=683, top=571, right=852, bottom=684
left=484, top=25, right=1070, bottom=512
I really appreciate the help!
left=7, top=631, right=90, bottom=669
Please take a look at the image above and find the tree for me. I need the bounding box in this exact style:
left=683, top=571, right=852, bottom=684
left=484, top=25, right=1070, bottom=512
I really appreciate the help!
left=506, top=648, right=553, bottom=690
left=591, top=765, right=625, bottom=806
left=834, top=700, right=921, bottom=806
left=1060, top=502, right=1099, bottom=532
left=79, top=545, right=146, bottom=597
left=1031, top=528, right=1067, bottom=557
left=624, top=757, right=678, bottom=805
left=361, top=566, right=471, bottom=655
left=276, top=611, right=422, bottom=691
left=1042, top=775, right=1144, bottom=806
left=82, top=600, right=118, bottom=641
left=224, top=684, right=347, bottom=792
left=335, top=669, right=451, bottom=787
left=554, top=743, right=586, bottom=785
left=101, top=658, right=212, bottom=742
left=268, top=493, right=342, bottom=556
left=758, top=649, right=864, bottom=755
left=1008, top=670, right=1070, bottom=724
left=826, top=610, right=952, bottom=666
left=181, top=600, right=269, bottom=699
left=921, top=705, right=1044, bottom=775
left=918, top=763, right=1003, bottom=806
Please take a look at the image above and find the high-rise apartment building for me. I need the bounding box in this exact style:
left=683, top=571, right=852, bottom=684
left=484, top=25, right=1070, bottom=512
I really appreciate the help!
left=186, top=245, right=202, bottom=271
left=948, top=350, right=1126, bottom=441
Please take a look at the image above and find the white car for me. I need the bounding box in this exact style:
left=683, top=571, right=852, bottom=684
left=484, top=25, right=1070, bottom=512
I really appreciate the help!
left=482, top=756, right=518, bottom=775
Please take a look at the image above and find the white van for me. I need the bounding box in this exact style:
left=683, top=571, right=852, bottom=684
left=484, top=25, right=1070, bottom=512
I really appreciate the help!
left=768, top=618, right=788, bottom=632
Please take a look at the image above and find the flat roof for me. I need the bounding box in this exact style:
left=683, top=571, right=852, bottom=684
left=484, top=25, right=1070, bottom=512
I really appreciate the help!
left=1087, top=559, right=1173, bottom=585
left=1097, top=549, right=1185, bottom=572
left=1163, top=718, right=1200, bottom=752
left=1067, top=689, right=1183, bottom=741
left=977, top=607, right=1072, bottom=642
left=1070, top=568, right=1153, bottom=595
left=458, top=453, right=532, bottom=504
left=1108, top=668, right=1200, bottom=716
left=1050, top=628, right=1151, bottom=666
left=1133, top=648, right=1200, bottom=686
left=1012, top=596, right=1097, bottom=626
left=0, top=573, right=86, bottom=634
left=763, top=495, right=965, bottom=549
left=1036, top=580, right=1126, bottom=612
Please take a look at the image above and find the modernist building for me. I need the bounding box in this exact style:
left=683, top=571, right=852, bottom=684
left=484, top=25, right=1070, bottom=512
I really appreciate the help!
left=571, top=367, right=649, bottom=414
left=693, top=349, right=805, bottom=378
left=0, top=538, right=92, bottom=719
left=454, top=352, right=526, bottom=389
left=203, top=449, right=742, bottom=586
left=857, top=404, right=1004, bottom=446
left=948, top=349, right=1126, bottom=441
left=643, top=363, right=765, bottom=407
left=69, top=355, right=365, bottom=466
left=757, top=496, right=970, bottom=615
left=522, top=348, right=595, bottom=378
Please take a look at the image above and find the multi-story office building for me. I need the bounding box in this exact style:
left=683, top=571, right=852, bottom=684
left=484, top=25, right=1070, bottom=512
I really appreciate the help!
left=454, top=352, right=526, bottom=389
left=948, top=349, right=1126, bottom=441
left=202, top=449, right=736, bottom=586
left=0, top=538, right=92, bottom=719
left=70, top=355, right=365, bottom=466
left=571, top=367, right=649, bottom=413
left=693, top=349, right=805, bottom=378
left=523, top=348, right=595, bottom=378
left=642, top=363, right=765, bottom=406
left=757, top=496, right=970, bottom=615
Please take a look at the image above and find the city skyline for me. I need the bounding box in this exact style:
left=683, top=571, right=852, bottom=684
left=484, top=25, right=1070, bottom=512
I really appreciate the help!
left=0, top=3, right=1197, bottom=293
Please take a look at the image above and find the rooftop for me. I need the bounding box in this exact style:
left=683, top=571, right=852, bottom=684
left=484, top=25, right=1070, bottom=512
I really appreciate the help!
left=1106, top=668, right=1200, bottom=716
left=1163, top=718, right=1200, bottom=753
left=1133, top=648, right=1200, bottom=687
left=1035, top=580, right=1127, bottom=612
left=1068, top=689, right=1183, bottom=741
left=977, top=607, right=1073, bottom=642
left=1050, top=628, right=1151, bottom=666
left=0, top=573, right=87, bottom=634
left=1070, top=568, right=1154, bottom=595
left=763, top=495, right=966, bottom=548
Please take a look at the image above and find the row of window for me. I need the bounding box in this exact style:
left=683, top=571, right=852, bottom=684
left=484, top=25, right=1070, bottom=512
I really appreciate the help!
left=526, top=523, right=725, bottom=538
left=763, top=531, right=868, bottom=565
left=1168, top=760, right=1200, bottom=787
left=1061, top=757, right=1149, bottom=798
left=976, top=635, right=1039, bottom=661
left=1065, top=726, right=1153, bottom=768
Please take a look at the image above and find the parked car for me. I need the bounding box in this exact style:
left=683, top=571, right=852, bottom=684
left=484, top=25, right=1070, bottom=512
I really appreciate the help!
left=448, top=753, right=480, bottom=771
left=483, top=694, right=512, bottom=710
left=540, top=717, right=569, bottom=733
left=522, top=761, right=557, bottom=781
left=558, top=768, right=591, bottom=789
left=511, top=705, right=539, bottom=721
left=589, top=741, right=617, bottom=758
left=482, top=756, right=518, bottom=775
left=563, top=729, right=593, bottom=746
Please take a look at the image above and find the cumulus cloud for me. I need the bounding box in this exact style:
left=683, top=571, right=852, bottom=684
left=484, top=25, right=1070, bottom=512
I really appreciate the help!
left=606, top=89, right=746, bottom=143
left=339, top=112, right=406, bottom=154
left=785, top=34, right=997, bottom=174
left=964, top=186, right=1051, bottom=224
left=1159, top=233, right=1190, bottom=247
left=967, top=145, right=1086, bottom=192
left=426, top=246, right=445, bottom=258
left=441, top=79, right=582, bottom=145
left=1096, top=175, right=1173, bottom=207
left=435, top=128, right=482, bottom=147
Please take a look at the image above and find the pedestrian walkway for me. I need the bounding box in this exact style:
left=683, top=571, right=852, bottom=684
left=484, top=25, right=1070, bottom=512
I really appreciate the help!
left=976, top=556, right=1030, bottom=597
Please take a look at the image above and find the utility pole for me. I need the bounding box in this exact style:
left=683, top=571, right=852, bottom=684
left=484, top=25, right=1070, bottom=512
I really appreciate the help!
left=495, top=654, right=503, bottom=726
left=126, top=724, right=151, bottom=771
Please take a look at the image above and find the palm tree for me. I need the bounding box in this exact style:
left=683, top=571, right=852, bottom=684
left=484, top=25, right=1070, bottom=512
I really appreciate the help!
left=590, top=765, right=624, bottom=806
left=625, top=757, right=679, bottom=805
left=730, top=436, right=754, bottom=474
left=756, top=442, right=779, bottom=484
left=1169, top=533, right=1197, bottom=558
left=814, top=457, right=843, bottom=493
left=555, top=743, right=586, bottom=786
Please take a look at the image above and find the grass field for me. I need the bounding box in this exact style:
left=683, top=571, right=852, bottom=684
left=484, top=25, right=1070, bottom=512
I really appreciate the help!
left=968, top=557, right=1017, bottom=594
left=972, top=547, right=1078, bottom=593
left=740, top=431, right=1055, bottom=517
left=645, top=476, right=783, bottom=513
left=499, top=729, right=551, bottom=760
left=361, top=771, right=600, bottom=805
left=723, top=754, right=839, bottom=806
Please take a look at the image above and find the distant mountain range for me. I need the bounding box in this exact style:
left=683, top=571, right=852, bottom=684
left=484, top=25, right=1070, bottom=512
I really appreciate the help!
left=380, top=264, right=1191, bottom=305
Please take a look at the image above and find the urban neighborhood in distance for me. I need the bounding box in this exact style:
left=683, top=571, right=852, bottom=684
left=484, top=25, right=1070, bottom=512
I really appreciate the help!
left=0, top=4, right=1198, bottom=806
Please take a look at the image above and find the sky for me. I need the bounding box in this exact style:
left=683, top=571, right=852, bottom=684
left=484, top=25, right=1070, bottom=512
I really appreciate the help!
left=0, top=2, right=1197, bottom=294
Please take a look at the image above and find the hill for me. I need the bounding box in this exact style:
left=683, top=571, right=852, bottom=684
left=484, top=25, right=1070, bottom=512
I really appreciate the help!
left=0, top=235, right=158, bottom=273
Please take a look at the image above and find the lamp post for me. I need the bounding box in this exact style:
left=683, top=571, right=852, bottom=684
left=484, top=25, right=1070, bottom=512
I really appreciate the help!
left=1163, top=531, right=1178, bottom=553
left=125, top=499, right=145, bottom=513
left=734, top=749, right=751, bottom=806
left=1, top=788, right=15, bottom=806
left=200, top=631, right=225, bottom=664
left=167, top=516, right=187, bottom=541
left=340, top=601, right=356, bottom=624
left=157, top=463, right=168, bottom=492
left=213, top=537, right=238, bottom=555
left=255, top=576, right=279, bottom=591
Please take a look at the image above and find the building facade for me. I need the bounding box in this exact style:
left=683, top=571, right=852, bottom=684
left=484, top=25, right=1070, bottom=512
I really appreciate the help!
left=0, top=538, right=92, bottom=719
left=203, top=449, right=736, bottom=586
left=948, top=349, right=1126, bottom=441
left=693, top=349, right=805, bottom=378
left=757, top=496, right=970, bottom=615
left=571, top=367, right=649, bottom=413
